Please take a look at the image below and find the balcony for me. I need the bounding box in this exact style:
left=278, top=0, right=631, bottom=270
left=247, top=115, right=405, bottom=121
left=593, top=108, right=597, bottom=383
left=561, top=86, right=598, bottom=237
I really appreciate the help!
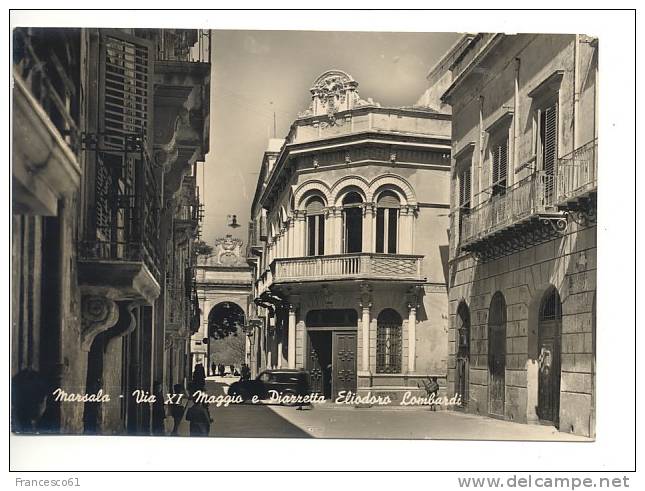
left=458, top=171, right=566, bottom=260
left=78, top=134, right=161, bottom=304
left=269, top=253, right=424, bottom=287
left=12, top=28, right=82, bottom=215
left=556, top=139, right=598, bottom=207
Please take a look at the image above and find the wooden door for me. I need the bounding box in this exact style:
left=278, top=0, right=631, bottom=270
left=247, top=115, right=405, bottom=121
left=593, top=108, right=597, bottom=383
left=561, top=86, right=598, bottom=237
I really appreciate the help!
left=488, top=293, right=506, bottom=418
left=307, top=332, right=324, bottom=396
left=332, top=332, right=357, bottom=398
left=537, top=320, right=561, bottom=424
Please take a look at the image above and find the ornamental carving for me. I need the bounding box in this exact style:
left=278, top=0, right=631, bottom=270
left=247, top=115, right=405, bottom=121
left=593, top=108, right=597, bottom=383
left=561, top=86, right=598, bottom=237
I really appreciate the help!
left=81, top=295, right=119, bottom=351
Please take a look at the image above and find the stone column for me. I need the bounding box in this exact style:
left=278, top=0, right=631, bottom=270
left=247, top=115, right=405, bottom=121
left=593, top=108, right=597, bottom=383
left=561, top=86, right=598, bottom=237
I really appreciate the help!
left=407, top=288, right=419, bottom=373
left=359, top=283, right=372, bottom=373
left=294, top=210, right=306, bottom=257
left=288, top=303, right=297, bottom=369
left=362, top=203, right=375, bottom=253
left=287, top=218, right=295, bottom=257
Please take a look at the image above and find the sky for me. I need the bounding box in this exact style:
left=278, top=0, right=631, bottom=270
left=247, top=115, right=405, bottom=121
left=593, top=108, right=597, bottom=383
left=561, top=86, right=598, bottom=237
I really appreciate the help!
left=198, top=30, right=461, bottom=246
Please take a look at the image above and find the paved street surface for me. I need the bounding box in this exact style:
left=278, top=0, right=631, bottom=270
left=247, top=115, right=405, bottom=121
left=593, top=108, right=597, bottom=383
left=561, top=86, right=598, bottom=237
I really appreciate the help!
left=176, top=377, right=590, bottom=441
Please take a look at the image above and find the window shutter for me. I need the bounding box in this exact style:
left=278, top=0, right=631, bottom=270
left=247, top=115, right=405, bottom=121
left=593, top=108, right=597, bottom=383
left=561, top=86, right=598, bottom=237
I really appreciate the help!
left=491, top=137, right=508, bottom=191
left=99, top=31, right=153, bottom=151
left=543, top=104, right=557, bottom=175
left=459, top=168, right=471, bottom=208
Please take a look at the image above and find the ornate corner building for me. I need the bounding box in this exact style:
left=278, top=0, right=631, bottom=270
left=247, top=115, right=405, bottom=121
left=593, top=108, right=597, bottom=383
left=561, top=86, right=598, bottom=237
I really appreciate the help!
left=246, top=69, right=453, bottom=401
left=12, top=28, right=211, bottom=434
left=442, top=34, right=597, bottom=437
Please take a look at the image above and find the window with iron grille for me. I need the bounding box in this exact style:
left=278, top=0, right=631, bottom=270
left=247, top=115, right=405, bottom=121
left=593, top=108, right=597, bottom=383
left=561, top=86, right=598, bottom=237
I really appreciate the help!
left=539, top=287, right=562, bottom=321
left=376, top=308, right=402, bottom=374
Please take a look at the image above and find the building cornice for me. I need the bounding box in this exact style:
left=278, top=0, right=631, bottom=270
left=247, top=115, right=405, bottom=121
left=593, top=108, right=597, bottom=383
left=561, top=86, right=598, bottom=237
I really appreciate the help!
left=258, top=131, right=451, bottom=208
left=441, top=33, right=505, bottom=104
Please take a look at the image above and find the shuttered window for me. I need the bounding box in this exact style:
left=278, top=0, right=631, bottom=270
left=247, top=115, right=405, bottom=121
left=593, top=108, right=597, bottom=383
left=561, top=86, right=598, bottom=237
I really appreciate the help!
left=459, top=166, right=471, bottom=210
left=538, top=101, right=558, bottom=203
left=95, top=31, right=154, bottom=256
left=491, top=135, right=508, bottom=196
left=101, top=32, right=152, bottom=150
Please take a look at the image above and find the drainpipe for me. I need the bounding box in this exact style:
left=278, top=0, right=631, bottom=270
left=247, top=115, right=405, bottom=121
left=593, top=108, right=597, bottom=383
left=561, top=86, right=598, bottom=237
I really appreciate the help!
left=573, top=34, right=580, bottom=154
left=513, top=57, right=521, bottom=185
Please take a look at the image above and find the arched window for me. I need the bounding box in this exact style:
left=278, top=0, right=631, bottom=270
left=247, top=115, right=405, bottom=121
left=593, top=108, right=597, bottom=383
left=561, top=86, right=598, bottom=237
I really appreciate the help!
left=376, top=190, right=400, bottom=253
left=305, top=196, right=325, bottom=256
left=488, top=291, right=507, bottom=417
left=376, top=308, right=402, bottom=373
left=342, top=191, right=363, bottom=253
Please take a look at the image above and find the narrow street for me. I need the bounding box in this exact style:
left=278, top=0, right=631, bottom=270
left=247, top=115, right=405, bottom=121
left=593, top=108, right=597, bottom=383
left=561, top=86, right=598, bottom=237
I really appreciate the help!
left=176, top=378, right=590, bottom=441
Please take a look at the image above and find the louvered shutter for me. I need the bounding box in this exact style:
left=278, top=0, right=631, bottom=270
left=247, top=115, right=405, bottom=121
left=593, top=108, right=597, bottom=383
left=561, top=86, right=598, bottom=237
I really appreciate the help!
left=543, top=104, right=557, bottom=175
left=459, top=167, right=471, bottom=208
left=491, top=136, right=508, bottom=194
left=99, top=30, right=153, bottom=152
left=95, top=30, right=154, bottom=256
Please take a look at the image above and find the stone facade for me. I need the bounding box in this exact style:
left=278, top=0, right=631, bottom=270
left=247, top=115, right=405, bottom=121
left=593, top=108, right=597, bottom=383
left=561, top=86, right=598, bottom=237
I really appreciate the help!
left=247, top=70, right=453, bottom=402
left=190, top=235, right=253, bottom=372
left=11, top=28, right=211, bottom=435
left=442, top=34, right=597, bottom=437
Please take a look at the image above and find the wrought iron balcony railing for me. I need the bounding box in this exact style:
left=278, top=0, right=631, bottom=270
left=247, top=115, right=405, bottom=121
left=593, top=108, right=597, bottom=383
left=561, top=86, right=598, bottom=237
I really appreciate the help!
left=270, top=253, right=424, bottom=285
left=155, top=29, right=210, bottom=63
left=80, top=133, right=162, bottom=282
left=13, top=28, right=81, bottom=153
left=557, top=139, right=598, bottom=204
left=459, top=171, right=560, bottom=249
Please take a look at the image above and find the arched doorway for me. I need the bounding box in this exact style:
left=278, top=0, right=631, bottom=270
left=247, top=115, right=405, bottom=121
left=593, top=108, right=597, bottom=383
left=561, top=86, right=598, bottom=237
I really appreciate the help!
left=488, top=291, right=506, bottom=417
left=207, top=302, right=246, bottom=376
left=455, top=302, right=470, bottom=407
left=537, top=287, right=562, bottom=425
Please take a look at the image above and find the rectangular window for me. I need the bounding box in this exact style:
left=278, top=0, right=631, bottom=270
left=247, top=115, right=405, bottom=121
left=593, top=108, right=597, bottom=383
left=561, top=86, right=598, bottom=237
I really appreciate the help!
left=458, top=165, right=472, bottom=239
left=537, top=100, right=558, bottom=203
left=376, top=208, right=398, bottom=254
left=491, top=135, right=508, bottom=196
left=307, top=215, right=325, bottom=256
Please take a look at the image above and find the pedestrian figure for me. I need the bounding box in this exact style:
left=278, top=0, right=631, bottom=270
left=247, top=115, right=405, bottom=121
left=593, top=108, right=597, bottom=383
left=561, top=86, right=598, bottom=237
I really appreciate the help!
left=241, top=363, right=251, bottom=381
left=192, top=364, right=206, bottom=392
left=421, top=376, right=440, bottom=411
left=229, top=364, right=235, bottom=377
left=151, top=381, right=167, bottom=435
left=11, top=369, right=50, bottom=433
left=218, top=363, right=225, bottom=377
left=170, top=383, right=188, bottom=436
left=185, top=395, right=212, bottom=437
left=211, top=362, right=217, bottom=377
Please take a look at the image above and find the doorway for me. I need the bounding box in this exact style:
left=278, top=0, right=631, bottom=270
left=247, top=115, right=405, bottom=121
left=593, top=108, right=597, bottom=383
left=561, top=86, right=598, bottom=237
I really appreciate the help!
left=456, top=302, right=470, bottom=408
left=488, top=292, right=506, bottom=418
left=537, top=288, right=562, bottom=426
left=307, top=331, right=332, bottom=398
left=305, top=309, right=358, bottom=399
left=306, top=330, right=357, bottom=399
